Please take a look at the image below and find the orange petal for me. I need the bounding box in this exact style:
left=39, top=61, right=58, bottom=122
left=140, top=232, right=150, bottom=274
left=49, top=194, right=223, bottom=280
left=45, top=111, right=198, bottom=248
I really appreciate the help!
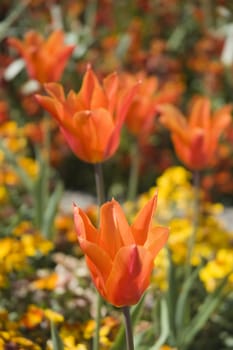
left=159, top=104, right=188, bottom=142
left=212, top=105, right=232, bottom=140
left=189, top=97, right=211, bottom=130
left=131, top=194, right=157, bottom=245
left=77, top=66, right=107, bottom=110
left=44, top=30, right=63, bottom=51
left=99, top=199, right=134, bottom=259
left=116, top=81, right=140, bottom=122
left=144, top=226, right=169, bottom=257
left=103, top=72, right=119, bottom=114
left=78, top=237, right=112, bottom=283
left=105, top=245, right=154, bottom=307
left=73, top=204, right=98, bottom=243
left=35, top=95, right=60, bottom=121
left=44, top=82, right=65, bottom=102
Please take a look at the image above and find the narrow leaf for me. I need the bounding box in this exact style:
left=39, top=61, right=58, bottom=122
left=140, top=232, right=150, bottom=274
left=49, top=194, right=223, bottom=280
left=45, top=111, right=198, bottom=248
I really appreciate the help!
left=180, top=275, right=229, bottom=348
left=42, top=181, right=63, bottom=239
left=175, top=266, right=201, bottom=331
left=149, top=298, right=169, bottom=350
left=51, top=321, right=64, bottom=350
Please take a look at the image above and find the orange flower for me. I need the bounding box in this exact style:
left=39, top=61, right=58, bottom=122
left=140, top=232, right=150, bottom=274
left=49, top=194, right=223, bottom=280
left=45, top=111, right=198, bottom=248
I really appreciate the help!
left=122, top=72, right=159, bottom=138
left=36, top=66, right=138, bottom=163
left=121, top=72, right=183, bottom=140
left=159, top=97, right=232, bottom=170
left=73, top=193, right=169, bottom=307
left=8, top=30, right=74, bottom=83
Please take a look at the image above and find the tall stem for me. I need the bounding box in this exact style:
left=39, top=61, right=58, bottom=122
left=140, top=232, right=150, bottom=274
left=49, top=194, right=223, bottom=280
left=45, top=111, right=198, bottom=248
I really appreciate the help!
left=93, top=162, right=105, bottom=350
left=127, top=141, right=140, bottom=202
left=186, top=170, right=200, bottom=274
left=122, top=306, right=134, bottom=350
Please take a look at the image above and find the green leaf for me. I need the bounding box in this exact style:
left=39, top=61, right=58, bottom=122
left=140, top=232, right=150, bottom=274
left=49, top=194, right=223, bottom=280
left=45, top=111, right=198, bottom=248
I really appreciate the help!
left=175, top=266, right=201, bottom=332
left=33, top=156, right=49, bottom=230
left=0, top=0, right=30, bottom=41
left=0, top=140, right=33, bottom=191
left=50, top=321, right=64, bottom=350
left=42, top=181, right=63, bottom=240
left=180, top=275, right=229, bottom=348
left=165, top=248, right=177, bottom=343
left=149, top=298, right=169, bottom=350
left=111, top=295, right=145, bottom=350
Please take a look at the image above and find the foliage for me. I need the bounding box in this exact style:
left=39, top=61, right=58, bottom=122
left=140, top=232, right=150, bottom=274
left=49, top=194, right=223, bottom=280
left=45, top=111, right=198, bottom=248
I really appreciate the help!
left=0, top=1, right=233, bottom=349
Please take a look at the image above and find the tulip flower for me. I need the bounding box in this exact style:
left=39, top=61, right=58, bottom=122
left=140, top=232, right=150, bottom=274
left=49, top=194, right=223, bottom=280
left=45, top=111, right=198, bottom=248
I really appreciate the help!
left=35, top=66, right=138, bottom=163
left=73, top=193, right=169, bottom=307
left=121, top=72, right=183, bottom=141
left=158, top=97, right=232, bottom=170
left=8, top=30, right=75, bottom=83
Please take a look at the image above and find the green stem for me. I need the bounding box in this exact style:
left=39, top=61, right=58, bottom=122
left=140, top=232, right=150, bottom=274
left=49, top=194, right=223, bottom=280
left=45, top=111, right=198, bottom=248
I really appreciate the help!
left=186, top=170, right=200, bottom=275
left=122, top=306, right=134, bottom=350
left=127, top=141, right=140, bottom=201
left=93, top=162, right=105, bottom=350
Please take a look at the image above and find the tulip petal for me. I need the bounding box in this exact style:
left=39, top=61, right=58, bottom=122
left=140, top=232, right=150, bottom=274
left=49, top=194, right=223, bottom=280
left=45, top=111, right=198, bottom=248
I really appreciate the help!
left=99, top=199, right=134, bottom=259
left=35, top=95, right=60, bottom=121
left=103, top=72, right=119, bottom=114
left=189, top=97, right=211, bottom=130
left=78, top=238, right=112, bottom=284
left=159, top=104, right=188, bottom=142
left=73, top=204, right=98, bottom=243
left=144, top=226, right=169, bottom=257
left=116, top=81, right=140, bottom=122
left=78, top=66, right=108, bottom=110
left=44, top=83, right=65, bottom=102
left=105, top=245, right=154, bottom=306
left=72, top=108, right=115, bottom=162
left=131, top=194, right=157, bottom=245
left=212, top=105, right=232, bottom=140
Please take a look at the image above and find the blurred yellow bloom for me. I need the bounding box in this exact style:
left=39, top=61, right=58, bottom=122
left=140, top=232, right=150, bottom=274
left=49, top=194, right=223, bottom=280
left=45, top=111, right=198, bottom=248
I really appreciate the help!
left=168, top=218, right=192, bottom=264
left=0, top=186, right=8, bottom=203
left=44, top=309, right=64, bottom=323
left=83, top=320, right=95, bottom=340
left=152, top=247, right=169, bottom=291
left=0, top=121, right=26, bottom=152
left=199, top=249, right=233, bottom=292
left=32, top=272, right=58, bottom=290
left=21, top=234, right=53, bottom=256
left=18, top=157, right=39, bottom=178
left=0, top=237, right=27, bottom=272
left=20, top=305, right=44, bottom=329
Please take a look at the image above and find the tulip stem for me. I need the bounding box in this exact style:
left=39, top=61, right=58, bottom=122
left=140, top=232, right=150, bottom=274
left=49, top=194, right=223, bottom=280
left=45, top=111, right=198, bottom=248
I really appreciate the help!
left=94, top=162, right=105, bottom=206
left=93, top=162, right=105, bottom=350
left=128, top=141, right=140, bottom=201
left=186, top=170, right=200, bottom=274
left=122, top=306, right=134, bottom=350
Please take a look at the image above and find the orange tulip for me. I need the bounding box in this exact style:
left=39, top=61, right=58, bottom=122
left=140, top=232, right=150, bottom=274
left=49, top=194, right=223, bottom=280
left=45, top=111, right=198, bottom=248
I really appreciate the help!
left=121, top=72, right=183, bottom=140
left=35, top=66, right=138, bottom=163
left=159, top=97, right=232, bottom=170
left=73, top=193, right=169, bottom=307
left=8, top=30, right=74, bottom=83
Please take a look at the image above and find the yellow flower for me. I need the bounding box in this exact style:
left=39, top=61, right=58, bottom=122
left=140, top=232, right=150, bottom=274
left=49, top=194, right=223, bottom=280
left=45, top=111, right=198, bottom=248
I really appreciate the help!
left=18, top=157, right=39, bottom=178
left=0, top=186, right=8, bottom=203
left=199, top=249, right=233, bottom=292
left=31, top=273, right=58, bottom=290
left=152, top=247, right=169, bottom=291
left=20, top=305, right=44, bottom=329
left=168, top=218, right=192, bottom=264
left=44, top=309, right=64, bottom=323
